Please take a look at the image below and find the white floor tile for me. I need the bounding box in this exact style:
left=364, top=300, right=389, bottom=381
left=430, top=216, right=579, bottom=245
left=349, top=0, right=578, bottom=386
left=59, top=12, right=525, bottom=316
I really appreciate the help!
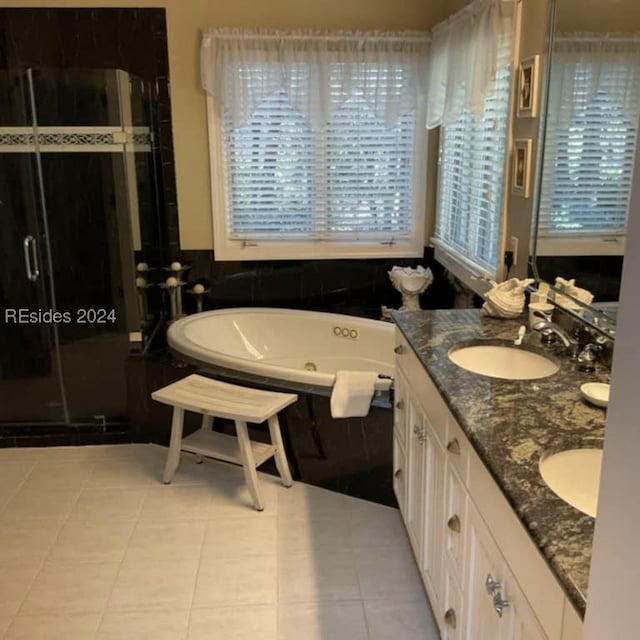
left=67, top=488, right=147, bottom=523
left=207, top=477, right=280, bottom=517
left=0, top=521, right=62, bottom=564
left=354, top=547, right=424, bottom=599
left=97, top=609, right=190, bottom=639
left=277, top=515, right=352, bottom=554
left=188, top=604, right=276, bottom=640
left=201, top=516, right=277, bottom=559
left=364, top=596, right=438, bottom=640
left=124, top=520, right=205, bottom=562
left=0, top=565, right=40, bottom=617
left=21, top=561, right=120, bottom=614
left=349, top=508, right=409, bottom=550
left=47, top=521, right=134, bottom=564
left=138, top=484, right=213, bottom=521
left=0, top=444, right=440, bottom=640
left=107, top=558, right=199, bottom=612
left=278, top=551, right=361, bottom=604
left=193, top=554, right=277, bottom=607
left=4, top=612, right=101, bottom=639
left=278, top=483, right=349, bottom=518
left=278, top=601, right=368, bottom=640
left=86, top=459, right=159, bottom=488
left=20, top=461, right=95, bottom=492
left=1, top=488, right=81, bottom=522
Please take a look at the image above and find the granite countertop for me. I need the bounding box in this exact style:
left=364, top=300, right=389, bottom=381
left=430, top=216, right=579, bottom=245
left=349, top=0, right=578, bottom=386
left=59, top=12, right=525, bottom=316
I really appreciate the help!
left=393, top=308, right=609, bottom=618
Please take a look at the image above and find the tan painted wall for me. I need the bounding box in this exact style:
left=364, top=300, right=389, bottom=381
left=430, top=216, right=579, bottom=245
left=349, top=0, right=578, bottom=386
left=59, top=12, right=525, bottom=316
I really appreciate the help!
left=2, top=0, right=445, bottom=249
left=556, top=0, right=640, bottom=32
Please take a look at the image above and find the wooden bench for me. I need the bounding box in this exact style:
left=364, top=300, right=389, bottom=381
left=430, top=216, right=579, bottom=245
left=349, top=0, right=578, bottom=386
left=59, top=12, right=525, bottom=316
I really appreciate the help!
left=151, top=374, right=298, bottom=511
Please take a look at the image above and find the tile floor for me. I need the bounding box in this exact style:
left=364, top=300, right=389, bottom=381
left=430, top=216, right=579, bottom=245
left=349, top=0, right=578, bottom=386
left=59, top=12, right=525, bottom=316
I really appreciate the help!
left=0, top=444, right=439, bottom=639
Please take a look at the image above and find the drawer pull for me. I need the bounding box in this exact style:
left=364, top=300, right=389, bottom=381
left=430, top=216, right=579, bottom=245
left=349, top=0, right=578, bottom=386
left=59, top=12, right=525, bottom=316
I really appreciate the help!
left=394, top=345, right=405, bottom=354
left=447, top=514, right=461, bottom=533
left=493, top=592, right=510, bottom=618
left=395, top=400, right=405, bottom=410
left=444, top=608, right=457, bottom=629
left=485, top=574, right=502, bottom=596
left=413, top=424, right=421, bottom=435
left=446, top=438, right=461, bottom=455
left=394, top=468, right=402, bottom=479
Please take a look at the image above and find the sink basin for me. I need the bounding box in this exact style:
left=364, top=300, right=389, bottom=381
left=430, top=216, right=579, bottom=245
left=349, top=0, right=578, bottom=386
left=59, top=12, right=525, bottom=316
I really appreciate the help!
left=539, top=448, right=603, bottom=517
left=448, top=340, right=560, bottom=380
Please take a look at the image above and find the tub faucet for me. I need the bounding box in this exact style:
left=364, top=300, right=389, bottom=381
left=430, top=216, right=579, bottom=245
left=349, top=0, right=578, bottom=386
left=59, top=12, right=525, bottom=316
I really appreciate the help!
left=532, top=320, right=579, bottom=356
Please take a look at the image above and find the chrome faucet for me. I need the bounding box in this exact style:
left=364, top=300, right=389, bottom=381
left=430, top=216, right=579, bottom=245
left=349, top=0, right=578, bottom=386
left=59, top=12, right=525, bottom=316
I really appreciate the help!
left=532, top=320, right=579, bottom=355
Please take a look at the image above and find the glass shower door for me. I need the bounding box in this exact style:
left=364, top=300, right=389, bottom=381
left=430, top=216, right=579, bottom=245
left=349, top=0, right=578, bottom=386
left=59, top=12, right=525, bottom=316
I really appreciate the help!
left=0, top=69, right=67, bottom=424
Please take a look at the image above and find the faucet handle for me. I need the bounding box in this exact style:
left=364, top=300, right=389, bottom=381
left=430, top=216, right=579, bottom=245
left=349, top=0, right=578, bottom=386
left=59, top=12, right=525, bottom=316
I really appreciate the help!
left=577, top=343, right=601, bottom=372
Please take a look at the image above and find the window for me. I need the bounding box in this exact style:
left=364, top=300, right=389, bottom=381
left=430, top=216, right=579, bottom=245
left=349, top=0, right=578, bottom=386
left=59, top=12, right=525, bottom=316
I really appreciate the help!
left=202, top=31, right=429, bottom=260
left=537, top=39, right=640, bottom=256
left=426, top=0, right=516, bottom=283
left=434, top=62, right=512, bottom=276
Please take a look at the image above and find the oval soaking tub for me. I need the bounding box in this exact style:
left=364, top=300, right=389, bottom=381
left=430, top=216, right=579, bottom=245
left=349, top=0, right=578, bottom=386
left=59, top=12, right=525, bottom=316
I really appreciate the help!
left=167, top=308, right=395, bottom=388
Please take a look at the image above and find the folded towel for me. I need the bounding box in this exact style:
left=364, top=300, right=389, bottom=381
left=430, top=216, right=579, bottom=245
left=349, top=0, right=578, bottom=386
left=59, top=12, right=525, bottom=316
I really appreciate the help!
left=330, top=371, right=379, bottom=418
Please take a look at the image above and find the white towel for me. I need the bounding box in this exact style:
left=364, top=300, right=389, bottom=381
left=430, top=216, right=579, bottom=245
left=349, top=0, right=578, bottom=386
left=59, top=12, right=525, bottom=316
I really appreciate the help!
left=330, top=371, right=379, bottom=418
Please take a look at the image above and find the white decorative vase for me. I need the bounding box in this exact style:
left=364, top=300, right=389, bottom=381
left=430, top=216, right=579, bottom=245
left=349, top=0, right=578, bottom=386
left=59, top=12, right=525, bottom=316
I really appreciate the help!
left=389, top=266, right=434, bottom=311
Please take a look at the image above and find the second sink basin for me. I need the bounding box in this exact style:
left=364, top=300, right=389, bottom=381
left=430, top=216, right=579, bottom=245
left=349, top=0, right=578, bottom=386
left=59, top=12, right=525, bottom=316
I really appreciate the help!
left=448, top=340, right=560, bottom=380
left=539, top=447, right=603, bottom=517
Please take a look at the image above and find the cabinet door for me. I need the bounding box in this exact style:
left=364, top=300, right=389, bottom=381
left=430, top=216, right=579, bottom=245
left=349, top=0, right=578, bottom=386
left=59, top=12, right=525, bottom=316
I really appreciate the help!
left=420, top=412, right=446, bottom=609
left=393, top=433, right=407, bottom=516
left=405, top=398, right=426, bottom=559
left=442, top=569, right=464, bottom=640
left=393, top=368, right=409, bottom=450
left=464, top=502, right=548, bottom=640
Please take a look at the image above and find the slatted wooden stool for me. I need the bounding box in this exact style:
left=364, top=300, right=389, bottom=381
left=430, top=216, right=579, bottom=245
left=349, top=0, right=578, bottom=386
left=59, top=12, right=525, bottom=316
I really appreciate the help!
left=151, top=374, right=297, bottom=511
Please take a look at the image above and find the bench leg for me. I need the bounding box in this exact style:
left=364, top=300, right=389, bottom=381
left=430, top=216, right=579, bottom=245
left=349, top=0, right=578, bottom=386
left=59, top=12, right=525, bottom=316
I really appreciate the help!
left=235, top=420, right=264, bottom=511
left=163, top=407, right=185, bottom=484
left=194, top=414, right=215, bottom=464
left=268, top=414, right=293, bottom=488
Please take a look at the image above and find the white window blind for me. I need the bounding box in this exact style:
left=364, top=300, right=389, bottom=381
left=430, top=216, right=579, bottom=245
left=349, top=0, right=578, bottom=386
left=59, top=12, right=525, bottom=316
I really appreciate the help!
left=434, top=59, right=512, bottom=276
left=538, top=49, right=640, bottom=242
left=202, top=29, right=429, bottom=260
left=223, top=78, right=417, bottom=244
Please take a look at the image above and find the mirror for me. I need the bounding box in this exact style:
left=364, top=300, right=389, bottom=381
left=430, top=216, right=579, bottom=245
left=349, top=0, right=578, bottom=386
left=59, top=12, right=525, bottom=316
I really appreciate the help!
left=531, top=0, right=640, bottom=334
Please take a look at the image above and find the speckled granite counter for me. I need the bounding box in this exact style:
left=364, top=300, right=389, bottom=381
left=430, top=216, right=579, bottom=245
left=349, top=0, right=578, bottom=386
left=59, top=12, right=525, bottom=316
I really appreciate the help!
left=393, top=308, right=609, bottom=618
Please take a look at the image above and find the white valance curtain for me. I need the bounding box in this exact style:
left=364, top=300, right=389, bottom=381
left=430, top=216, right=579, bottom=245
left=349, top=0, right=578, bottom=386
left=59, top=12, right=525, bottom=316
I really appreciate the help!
left=426, top=0, right=515, bottom=129
left=201, top=28, right=430, bottom=132
left=550, top=32, right=640, bottom=128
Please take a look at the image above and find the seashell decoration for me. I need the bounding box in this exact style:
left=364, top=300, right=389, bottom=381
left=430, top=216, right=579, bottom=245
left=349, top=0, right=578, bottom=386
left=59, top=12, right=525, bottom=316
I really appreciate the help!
left=482, top=277, right=535, bottom=318
left=554, top=277, right=594, bottom=308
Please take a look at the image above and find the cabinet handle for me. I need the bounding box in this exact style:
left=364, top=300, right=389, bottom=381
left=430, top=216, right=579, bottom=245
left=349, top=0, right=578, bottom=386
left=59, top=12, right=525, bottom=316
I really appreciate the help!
left=394, top=345, right=405, bottom=354
left=446, top=438, right=461, bottom=455
left=444, top=608, right=457, bottom=629
left=485, top=574, right=502, bottom=596
left=395, top=400, right=405, bottom=410
left=394, top=469, right=402, bottom=479
left=447, top=514, right=461, bottom=533
left=413, top=424, right=420, bottom=435
left=493, top=592, right=510, bottom=618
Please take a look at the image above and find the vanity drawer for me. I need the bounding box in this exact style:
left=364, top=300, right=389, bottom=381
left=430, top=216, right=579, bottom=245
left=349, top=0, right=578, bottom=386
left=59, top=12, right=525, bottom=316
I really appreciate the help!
left=393, top=432, right=407, bottom=517
left=393, top=368, right=409, bottom=450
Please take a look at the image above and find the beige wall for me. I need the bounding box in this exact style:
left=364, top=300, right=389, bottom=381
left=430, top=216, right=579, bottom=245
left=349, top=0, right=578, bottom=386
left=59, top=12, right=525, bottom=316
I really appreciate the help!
left=2, top=0, right=446, bottom=249
left=557, top=0, right=640, bottom=32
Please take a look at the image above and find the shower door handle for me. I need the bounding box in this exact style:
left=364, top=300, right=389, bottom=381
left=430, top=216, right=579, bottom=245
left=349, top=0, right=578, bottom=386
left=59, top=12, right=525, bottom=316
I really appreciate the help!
left=23, top=235, right=40, bottom=282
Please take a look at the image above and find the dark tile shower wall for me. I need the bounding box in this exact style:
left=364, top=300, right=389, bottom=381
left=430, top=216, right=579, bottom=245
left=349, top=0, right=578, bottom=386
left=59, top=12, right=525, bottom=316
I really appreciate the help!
left=0, top=7, right=177, bottom=260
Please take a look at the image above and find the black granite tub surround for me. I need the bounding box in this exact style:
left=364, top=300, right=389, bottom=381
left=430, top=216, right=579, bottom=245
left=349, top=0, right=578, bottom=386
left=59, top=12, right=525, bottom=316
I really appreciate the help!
left=392, top=308, right=609, bottom=617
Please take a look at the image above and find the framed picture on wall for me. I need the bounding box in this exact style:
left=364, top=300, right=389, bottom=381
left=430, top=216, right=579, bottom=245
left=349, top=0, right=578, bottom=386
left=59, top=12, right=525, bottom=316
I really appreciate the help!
left=517, top=55, right=539, bottom=118
left=512, top=139, right=532, bottom=197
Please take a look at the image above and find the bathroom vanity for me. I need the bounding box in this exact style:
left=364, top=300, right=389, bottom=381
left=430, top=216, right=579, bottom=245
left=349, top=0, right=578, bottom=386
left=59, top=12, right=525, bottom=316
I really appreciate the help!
left=392, top=309, right=608, bottom=639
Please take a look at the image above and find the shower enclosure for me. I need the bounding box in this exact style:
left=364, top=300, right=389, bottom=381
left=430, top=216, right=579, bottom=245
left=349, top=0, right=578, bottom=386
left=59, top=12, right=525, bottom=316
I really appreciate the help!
left=0, top=68, right=162, bottom=429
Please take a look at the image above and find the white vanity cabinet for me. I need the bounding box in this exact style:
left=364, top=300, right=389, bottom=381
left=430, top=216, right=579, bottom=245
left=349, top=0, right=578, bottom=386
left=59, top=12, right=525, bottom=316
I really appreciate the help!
left=393, top=331, right=582, bottom=640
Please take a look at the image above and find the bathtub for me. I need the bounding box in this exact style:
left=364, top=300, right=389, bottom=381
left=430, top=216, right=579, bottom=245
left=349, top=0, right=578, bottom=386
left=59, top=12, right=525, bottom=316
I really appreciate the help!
left=167, top=307, right=395, bottom=389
